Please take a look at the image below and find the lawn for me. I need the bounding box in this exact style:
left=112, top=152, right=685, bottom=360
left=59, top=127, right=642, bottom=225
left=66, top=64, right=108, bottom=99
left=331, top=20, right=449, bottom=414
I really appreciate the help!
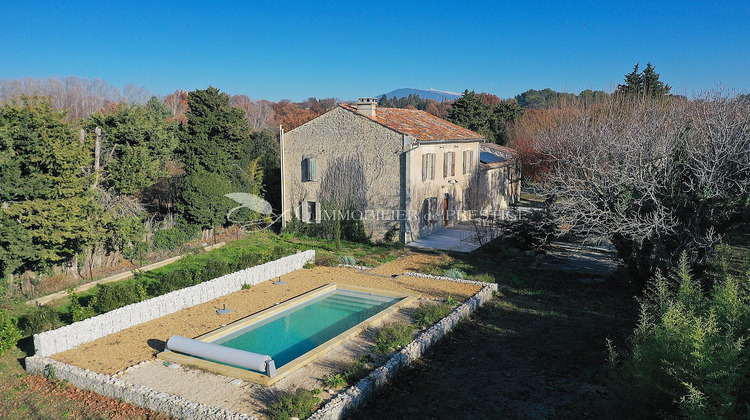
left=352, top=244, right=642, bottom=418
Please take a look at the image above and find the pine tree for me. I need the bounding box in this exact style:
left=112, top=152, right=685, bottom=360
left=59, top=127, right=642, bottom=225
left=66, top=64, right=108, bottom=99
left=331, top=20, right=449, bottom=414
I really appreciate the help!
left=616, top=62, right=671, bottom=98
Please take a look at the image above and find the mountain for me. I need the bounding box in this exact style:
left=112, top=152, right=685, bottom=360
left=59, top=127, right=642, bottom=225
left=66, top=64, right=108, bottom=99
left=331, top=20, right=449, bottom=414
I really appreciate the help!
left=375, top=88, right=461, bottom=102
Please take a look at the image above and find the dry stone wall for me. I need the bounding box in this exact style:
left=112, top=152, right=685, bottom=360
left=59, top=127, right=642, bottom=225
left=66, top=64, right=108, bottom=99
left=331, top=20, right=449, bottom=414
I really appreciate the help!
left=32, top=250, right=316, bottom=357
left=309, top=281, right=498, bottom=419
left=25, top=356, right=255, bottom=420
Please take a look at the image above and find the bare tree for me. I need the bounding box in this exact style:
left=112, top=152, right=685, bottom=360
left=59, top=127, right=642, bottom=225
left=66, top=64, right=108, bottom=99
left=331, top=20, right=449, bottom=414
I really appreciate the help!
left=248, top=99, right=275, bottom=130
left=532, top=91, right=750, bottom=278
left=0, top=76, right=150, bottom=120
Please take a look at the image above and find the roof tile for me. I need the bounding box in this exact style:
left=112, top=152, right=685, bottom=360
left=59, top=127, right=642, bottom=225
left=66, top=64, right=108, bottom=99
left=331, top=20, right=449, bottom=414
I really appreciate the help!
left=340, top=104, right=483, bottom=141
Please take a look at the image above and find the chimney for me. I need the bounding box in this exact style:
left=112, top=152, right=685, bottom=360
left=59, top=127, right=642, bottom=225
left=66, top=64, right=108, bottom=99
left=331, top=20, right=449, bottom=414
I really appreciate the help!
left=356, top=97, right=378, bottom=117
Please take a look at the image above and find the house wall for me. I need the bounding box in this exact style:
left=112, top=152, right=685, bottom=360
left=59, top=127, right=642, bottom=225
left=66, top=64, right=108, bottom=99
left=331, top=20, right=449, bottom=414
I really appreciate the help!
left=282, top=107, right=403, bottom=241
left=403, top=141, right=480, bottom=242
left=477, top=160, right=521, bottom=216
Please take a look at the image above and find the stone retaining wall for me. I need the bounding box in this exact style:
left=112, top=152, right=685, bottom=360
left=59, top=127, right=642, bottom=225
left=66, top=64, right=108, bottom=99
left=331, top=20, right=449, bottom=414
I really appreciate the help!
left=32, top=250, right=316, bottom=357
left=25, top=356, right=254, bottom=420
left=402, top=271, right=492, bottom=286
left=309, top=281, right=498, bottom=420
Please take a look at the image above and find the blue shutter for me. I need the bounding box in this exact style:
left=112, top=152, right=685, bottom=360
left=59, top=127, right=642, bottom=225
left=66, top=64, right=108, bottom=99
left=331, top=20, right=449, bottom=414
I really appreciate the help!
left=309, top=157, right=317, bottom=181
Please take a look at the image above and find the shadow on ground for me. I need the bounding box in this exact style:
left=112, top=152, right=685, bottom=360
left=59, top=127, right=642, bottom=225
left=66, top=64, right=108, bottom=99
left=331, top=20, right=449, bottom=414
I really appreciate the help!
left=351, top=250, right=640, bottom=419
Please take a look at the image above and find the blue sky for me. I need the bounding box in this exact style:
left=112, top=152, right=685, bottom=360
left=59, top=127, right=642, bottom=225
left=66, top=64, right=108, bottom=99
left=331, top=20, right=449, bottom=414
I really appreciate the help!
left=1, top=1, right=748, bottom=101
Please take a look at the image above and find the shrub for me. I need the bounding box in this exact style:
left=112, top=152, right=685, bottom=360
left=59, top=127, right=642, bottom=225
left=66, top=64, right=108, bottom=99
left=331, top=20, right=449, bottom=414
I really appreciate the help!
left=413, top=303, right=453, bottom=327
left=241, top=283, right=252, bottom=290
left=69, top=293, right=97, bottom=322
left=92, top=281, right=146, bottom=313
left=321, top=373, right=347, bottom=389
left=0, top=310, right=22, bottom=356
left=374, top=322, right=414, bottom=354
left=22, top=306, right=62, bottom=334
left=151, top=228, right=181, bottom=251
left=607, top=253, right=750, bottom=418
left=341, top=358, right=372, bottom=384
left=338, top=255, right=356, bottom=265
left=444, top=268, right=465, bottom=279
left=264, top=388, right=321, bottom=420
left=470, top=273, right=495, bottom=283
left=444, top=295, right=460, bottom=306
left=315, top=254, right=338, bottom=267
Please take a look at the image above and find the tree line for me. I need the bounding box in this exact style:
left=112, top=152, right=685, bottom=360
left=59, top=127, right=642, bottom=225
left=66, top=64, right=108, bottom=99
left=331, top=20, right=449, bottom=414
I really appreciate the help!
left=0, top=86, right=294, bottom=295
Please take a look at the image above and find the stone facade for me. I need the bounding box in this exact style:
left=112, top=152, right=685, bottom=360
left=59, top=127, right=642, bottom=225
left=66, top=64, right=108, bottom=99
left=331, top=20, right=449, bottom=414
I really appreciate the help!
left=477, top=160, right=521, bottom=215
left=281, top=101, right=520, bottom=243
left=282, top=107, right=403, bottom=240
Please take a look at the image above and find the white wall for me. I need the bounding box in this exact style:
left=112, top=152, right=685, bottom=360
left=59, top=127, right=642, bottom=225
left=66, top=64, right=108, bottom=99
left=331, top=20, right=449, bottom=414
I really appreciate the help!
left=33, top=250, right=316, bottom=357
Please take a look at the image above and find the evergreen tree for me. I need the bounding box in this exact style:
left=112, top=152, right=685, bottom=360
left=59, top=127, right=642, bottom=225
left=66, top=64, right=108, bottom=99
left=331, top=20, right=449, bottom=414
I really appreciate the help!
left=447, top=90, right=523, bottom=145
left=0, top=97, right=96, bottom=276
left=87, top=101, right=178, bottom=194
left=179, top=86, right=251, bottom=176
left=616, top=62, right=671, bottom=98
left=176, top=87, right=258, bottom=230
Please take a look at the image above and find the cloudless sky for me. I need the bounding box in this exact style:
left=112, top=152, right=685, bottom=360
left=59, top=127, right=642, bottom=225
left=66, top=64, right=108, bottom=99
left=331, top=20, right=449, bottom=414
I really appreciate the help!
left=1, top=1, right=748, bottom=101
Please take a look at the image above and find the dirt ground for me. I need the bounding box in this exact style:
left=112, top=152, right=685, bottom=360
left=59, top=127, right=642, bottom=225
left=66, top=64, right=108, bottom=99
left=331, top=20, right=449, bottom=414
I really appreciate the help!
left=52, top=257, right=478, bottom=375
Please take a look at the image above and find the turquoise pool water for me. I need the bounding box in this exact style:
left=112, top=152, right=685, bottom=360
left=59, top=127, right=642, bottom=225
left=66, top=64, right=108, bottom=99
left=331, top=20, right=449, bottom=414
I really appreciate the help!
left=212, top=289, right=401, bottom=368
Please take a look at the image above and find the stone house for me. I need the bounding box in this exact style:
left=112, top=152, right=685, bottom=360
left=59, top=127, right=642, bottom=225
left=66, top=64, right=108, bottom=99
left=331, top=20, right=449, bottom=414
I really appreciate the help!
left=280, top=98, right=520, bottom=243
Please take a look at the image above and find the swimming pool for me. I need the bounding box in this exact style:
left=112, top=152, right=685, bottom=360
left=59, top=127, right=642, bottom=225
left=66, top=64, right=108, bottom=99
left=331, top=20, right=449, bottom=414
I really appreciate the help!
left=158, top=284, right=414, bottom=385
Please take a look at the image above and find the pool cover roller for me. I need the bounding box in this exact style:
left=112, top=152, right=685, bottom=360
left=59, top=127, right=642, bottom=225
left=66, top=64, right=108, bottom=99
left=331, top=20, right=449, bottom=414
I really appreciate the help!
left=165, top=335, right=277, bottom=377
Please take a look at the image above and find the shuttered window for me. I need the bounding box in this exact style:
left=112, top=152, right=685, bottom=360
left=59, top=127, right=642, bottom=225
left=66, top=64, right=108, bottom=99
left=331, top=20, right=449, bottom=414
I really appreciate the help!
left=463, top=150, right=474, bottom=174
left=302, top=156, right=317, bottom=181
left=443, top=152, right=455, bottom=178
left=421, top=153, right=435, bottom=181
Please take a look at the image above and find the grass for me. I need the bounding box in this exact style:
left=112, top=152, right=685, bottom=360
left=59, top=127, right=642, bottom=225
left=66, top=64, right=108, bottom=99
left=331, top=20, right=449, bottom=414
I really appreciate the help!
left=352, top=242, right=644, bottom=418
left=412, top=303, right=453, bottom=328
left=281, top=233, right=404, bottom=267
left=263, top=388, right=321, bottom=420
left=373, top=323, right=415, bottom=354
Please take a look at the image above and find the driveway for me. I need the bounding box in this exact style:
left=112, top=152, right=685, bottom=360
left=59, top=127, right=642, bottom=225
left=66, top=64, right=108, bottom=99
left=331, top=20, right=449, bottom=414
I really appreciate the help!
left=406, top=223, right=481, bottom=253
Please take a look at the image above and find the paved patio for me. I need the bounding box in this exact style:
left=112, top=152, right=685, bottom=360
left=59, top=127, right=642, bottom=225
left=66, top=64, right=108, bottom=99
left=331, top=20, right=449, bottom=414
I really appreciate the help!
left=406, top=223, right=481, bottom=253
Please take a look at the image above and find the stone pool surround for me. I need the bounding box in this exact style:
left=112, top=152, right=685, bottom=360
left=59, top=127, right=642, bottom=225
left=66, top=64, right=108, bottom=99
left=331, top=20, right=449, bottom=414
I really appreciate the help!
left=25, top=257, right=498, bottom=420
left=157, top=284, right=417, bottom=386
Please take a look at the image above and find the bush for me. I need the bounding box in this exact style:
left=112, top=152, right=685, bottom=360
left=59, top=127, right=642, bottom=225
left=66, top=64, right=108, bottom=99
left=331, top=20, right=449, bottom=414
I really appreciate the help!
left=69, top=293, right=96, bottom=322
left=444, top=295, right=460, bottom=306
left=341, top=358, right=372, bottom=383
left=0, top=310, right=22, bottom=356
left=22, top=306, right=62, bottom=334
left=338, top=255, right=356, bottom=265
left=264, top=388, right=321, bottom=420
left=444, top=268, right=465, bottom=279
left=321, top=373, right=347, bottom=389
left=374, top=322, right=414, bottom=354
left=413, top=303, right=453, bottom=327
left=315, top=254, right=338, bottom=267
left=92, top=281, right=147, bottom=313
left=607, top=253, right=750, bottom=418
left=470, top=273, right=495, bottom=283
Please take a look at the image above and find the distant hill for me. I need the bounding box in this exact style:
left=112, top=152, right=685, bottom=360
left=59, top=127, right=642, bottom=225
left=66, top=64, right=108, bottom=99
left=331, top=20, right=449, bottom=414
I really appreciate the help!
left=376, top=88, right=461, bottom=102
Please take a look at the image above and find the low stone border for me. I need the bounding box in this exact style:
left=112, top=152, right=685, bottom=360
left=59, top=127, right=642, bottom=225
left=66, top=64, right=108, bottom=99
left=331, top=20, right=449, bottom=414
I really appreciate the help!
left=33, top=250, right=316, bottom=357
left=402, top=271, right=493, bottom=286
left=336, top=264, right=372, bottom=270
left=309, top=282, right=498, bottom=420
left=25, top=355, right=253, bottom=420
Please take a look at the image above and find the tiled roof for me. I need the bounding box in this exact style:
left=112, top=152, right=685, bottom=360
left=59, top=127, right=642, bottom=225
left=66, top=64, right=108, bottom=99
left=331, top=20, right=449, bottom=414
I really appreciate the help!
left=340, top=104, right=483, bottom=141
